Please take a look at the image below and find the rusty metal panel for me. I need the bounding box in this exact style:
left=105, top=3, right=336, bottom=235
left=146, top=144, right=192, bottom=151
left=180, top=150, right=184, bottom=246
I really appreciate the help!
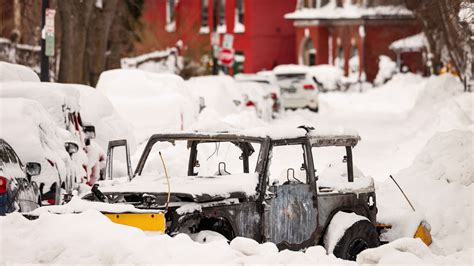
left=264, top=183, right=318, bottom=245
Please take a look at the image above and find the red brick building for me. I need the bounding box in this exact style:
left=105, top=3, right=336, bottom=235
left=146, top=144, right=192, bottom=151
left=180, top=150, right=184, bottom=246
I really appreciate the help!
left=140, top=0, right=297, bottom=73
left=285, top=0, right=422, bottom=82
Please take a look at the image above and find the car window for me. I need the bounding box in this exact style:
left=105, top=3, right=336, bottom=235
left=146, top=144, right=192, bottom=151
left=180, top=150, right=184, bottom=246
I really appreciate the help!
left=269, top=144, right=308, bottom=185
left=141, top=140, right=261, bottom=177
left=195, top=141, right=261, bottom=176
left=275, top=74, right=306, bottom=81
left=312, top=146, right=348, bottom=181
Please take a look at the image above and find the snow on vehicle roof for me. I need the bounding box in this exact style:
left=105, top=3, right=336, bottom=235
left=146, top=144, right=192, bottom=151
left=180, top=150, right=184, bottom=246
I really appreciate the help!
left=0, top=62, right=40, bottom=82
left=234, top=74, right=271, bottom=83
left=273, top=64, right=309, bottom=75
left=0, top=81, right=81, bottom=127
left=285, top=3, right=413, bottom=20
left=96, top=69, right=189, bottom=98
left=389, top=32, right=428, bottom=52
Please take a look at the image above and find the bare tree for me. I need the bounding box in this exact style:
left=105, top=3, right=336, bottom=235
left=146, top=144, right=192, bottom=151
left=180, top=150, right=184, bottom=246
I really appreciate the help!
left=405, top=0, right=472, bottom=83
left=84, top=0, right=119, bottom=86
left=57, top=0, right=94, bottom=83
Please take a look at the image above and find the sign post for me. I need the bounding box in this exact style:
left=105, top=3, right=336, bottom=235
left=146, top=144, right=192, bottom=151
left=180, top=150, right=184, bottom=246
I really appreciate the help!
left=44, top=8, right=55, bottom=57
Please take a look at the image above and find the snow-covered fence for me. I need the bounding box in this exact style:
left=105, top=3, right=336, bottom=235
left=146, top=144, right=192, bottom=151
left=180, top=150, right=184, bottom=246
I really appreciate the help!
left=120, top=48, right=182, bottom=74
left=0, top=37, right=41, bottom=72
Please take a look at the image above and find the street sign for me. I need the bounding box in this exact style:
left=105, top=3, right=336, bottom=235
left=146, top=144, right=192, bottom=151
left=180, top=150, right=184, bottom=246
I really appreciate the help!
left=218, top=48, right=234, bottom=67
left=211, top=32, right=220, bottom=46
left=44, top=8, right=55, bottom=57
left=222, top=34, right=234, bottom=49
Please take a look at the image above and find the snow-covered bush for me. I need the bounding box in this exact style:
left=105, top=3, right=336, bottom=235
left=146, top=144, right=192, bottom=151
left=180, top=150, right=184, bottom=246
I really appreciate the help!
left=374, top=55, right=397, bottom=86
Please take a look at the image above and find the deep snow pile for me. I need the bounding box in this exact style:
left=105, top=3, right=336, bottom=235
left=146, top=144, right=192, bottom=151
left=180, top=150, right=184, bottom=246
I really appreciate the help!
left=0, top=211, right=353, bottom=265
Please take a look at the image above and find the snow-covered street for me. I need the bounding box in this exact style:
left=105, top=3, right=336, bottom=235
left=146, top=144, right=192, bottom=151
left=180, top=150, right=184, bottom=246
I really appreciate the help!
left=1, top=72, right=472, bottom=264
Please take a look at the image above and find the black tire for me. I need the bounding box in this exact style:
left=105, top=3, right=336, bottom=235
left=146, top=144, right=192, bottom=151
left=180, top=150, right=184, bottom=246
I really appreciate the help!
left=330, top=220, right=380, bottom=261
left=308, top=106, right=319, bottom=112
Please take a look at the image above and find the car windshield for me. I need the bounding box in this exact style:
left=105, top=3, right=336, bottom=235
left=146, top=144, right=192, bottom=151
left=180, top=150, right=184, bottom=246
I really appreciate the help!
left=140, top=139, right=262, bottom=177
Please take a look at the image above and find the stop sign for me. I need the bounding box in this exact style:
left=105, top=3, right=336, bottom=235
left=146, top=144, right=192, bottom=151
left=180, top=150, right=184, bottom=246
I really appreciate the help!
left=218, top=48, right=234, bottom=67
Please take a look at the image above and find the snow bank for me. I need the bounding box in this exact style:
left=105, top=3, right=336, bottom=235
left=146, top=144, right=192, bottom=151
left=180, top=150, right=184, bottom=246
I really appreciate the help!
left=0, top=62, right=39, bottom=82
left=374, top=55, right=397, bottom=86
left=0, top=211, right=353, bottom=264
left=377, top=129, right=473, bottom=253
left=358, top=238, right=473, bottom=265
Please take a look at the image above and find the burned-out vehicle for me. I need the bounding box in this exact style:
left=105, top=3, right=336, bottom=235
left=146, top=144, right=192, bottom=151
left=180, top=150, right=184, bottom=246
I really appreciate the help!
left=84, top=126, right=380, bottom=260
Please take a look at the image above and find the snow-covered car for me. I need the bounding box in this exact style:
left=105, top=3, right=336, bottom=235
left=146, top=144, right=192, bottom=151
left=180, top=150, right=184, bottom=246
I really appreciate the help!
left=186, top=75, right=245, bottom=117
left=0, top=139, right=42, bottom=215
left=235, top=80, right=274, bottom=121
left=96, top=69, right=199, bottom=142
left=273, top=65, right=319, bottom=112
left=235, top=73, right=282, bottom=114
left=84, top=126, right=391, bottom=260
left=0, top=98, right=81, bottom=205
left=0, top=81, right=100, bottom=184
left=0, top=61, right=40, bottom=82
left=307, top=65, right=344, bottom=92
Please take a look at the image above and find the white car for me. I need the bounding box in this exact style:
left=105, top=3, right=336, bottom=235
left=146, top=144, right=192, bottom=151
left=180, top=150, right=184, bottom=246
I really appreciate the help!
left=235, top=73, right=282, bottom=114
left=307, top=65, right=344, bottom=92
left=186, top=75, right=243, bottom=117
left=273, top=64, right=319, bottom=112
left=236, top=81, right=274, bottom=122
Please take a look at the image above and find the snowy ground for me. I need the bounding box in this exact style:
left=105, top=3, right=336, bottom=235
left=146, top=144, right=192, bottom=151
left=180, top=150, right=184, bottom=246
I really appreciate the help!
left=0, top=73, right=473, bottom=264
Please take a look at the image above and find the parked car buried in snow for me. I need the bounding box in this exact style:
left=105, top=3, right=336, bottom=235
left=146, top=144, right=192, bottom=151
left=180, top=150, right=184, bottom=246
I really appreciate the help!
left=83, top=126, right=391, bottom=259
left=273, top=65, right=319, bottom=112
left=0, top=139, right=42, bottom=215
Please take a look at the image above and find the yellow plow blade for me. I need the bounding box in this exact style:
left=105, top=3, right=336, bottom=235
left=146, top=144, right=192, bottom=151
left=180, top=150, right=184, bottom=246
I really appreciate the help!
left=414, top=222, right=432, bottom=246
left=103, top=212, right=166, bottom=232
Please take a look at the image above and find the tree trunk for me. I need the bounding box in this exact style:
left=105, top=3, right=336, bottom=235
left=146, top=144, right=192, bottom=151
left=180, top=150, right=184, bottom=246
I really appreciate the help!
left=84, top=0, right=118, bottom=87
left=57, top=0, right=94, bottom=83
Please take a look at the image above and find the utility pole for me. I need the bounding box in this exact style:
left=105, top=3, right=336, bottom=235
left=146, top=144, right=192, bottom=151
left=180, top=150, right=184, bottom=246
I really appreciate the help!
left=40, top=0, right=49, bottom=82
left=212, top=0, right=218, bottom=75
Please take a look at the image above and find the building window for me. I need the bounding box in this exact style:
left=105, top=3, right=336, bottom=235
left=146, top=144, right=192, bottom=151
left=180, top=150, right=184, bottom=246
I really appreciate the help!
left=217, top=0, right=226, bottom=33
left=300, top=38, right=316, bottom=66
left=335, top=46, right=344, bottom=69
left=166, top=0, right=176, bottom=32
left=200, top=0, right=209, bottom=34
left=234, top=0, right=245, bottom=33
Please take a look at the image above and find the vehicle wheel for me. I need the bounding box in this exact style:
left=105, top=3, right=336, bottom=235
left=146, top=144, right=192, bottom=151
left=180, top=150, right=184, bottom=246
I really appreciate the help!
left=324, top=215, right=379, bottom=261
left=309, top=106, right=319, bottom=112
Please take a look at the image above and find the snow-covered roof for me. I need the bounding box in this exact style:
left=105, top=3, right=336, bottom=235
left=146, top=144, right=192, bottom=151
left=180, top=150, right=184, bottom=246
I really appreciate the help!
left=273, top=64, right=309, bottom=75
left=389, top=33, right=428, bottom=52
left=0, top=62, right=40, bottom=82
left=285, top=3, right=413, bottom=21
left=0, top=82, right=81, bottom=127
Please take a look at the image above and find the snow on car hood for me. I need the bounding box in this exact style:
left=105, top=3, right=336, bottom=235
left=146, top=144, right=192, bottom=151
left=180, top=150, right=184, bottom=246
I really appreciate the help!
left=98, top=173, right=259, bottom=199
